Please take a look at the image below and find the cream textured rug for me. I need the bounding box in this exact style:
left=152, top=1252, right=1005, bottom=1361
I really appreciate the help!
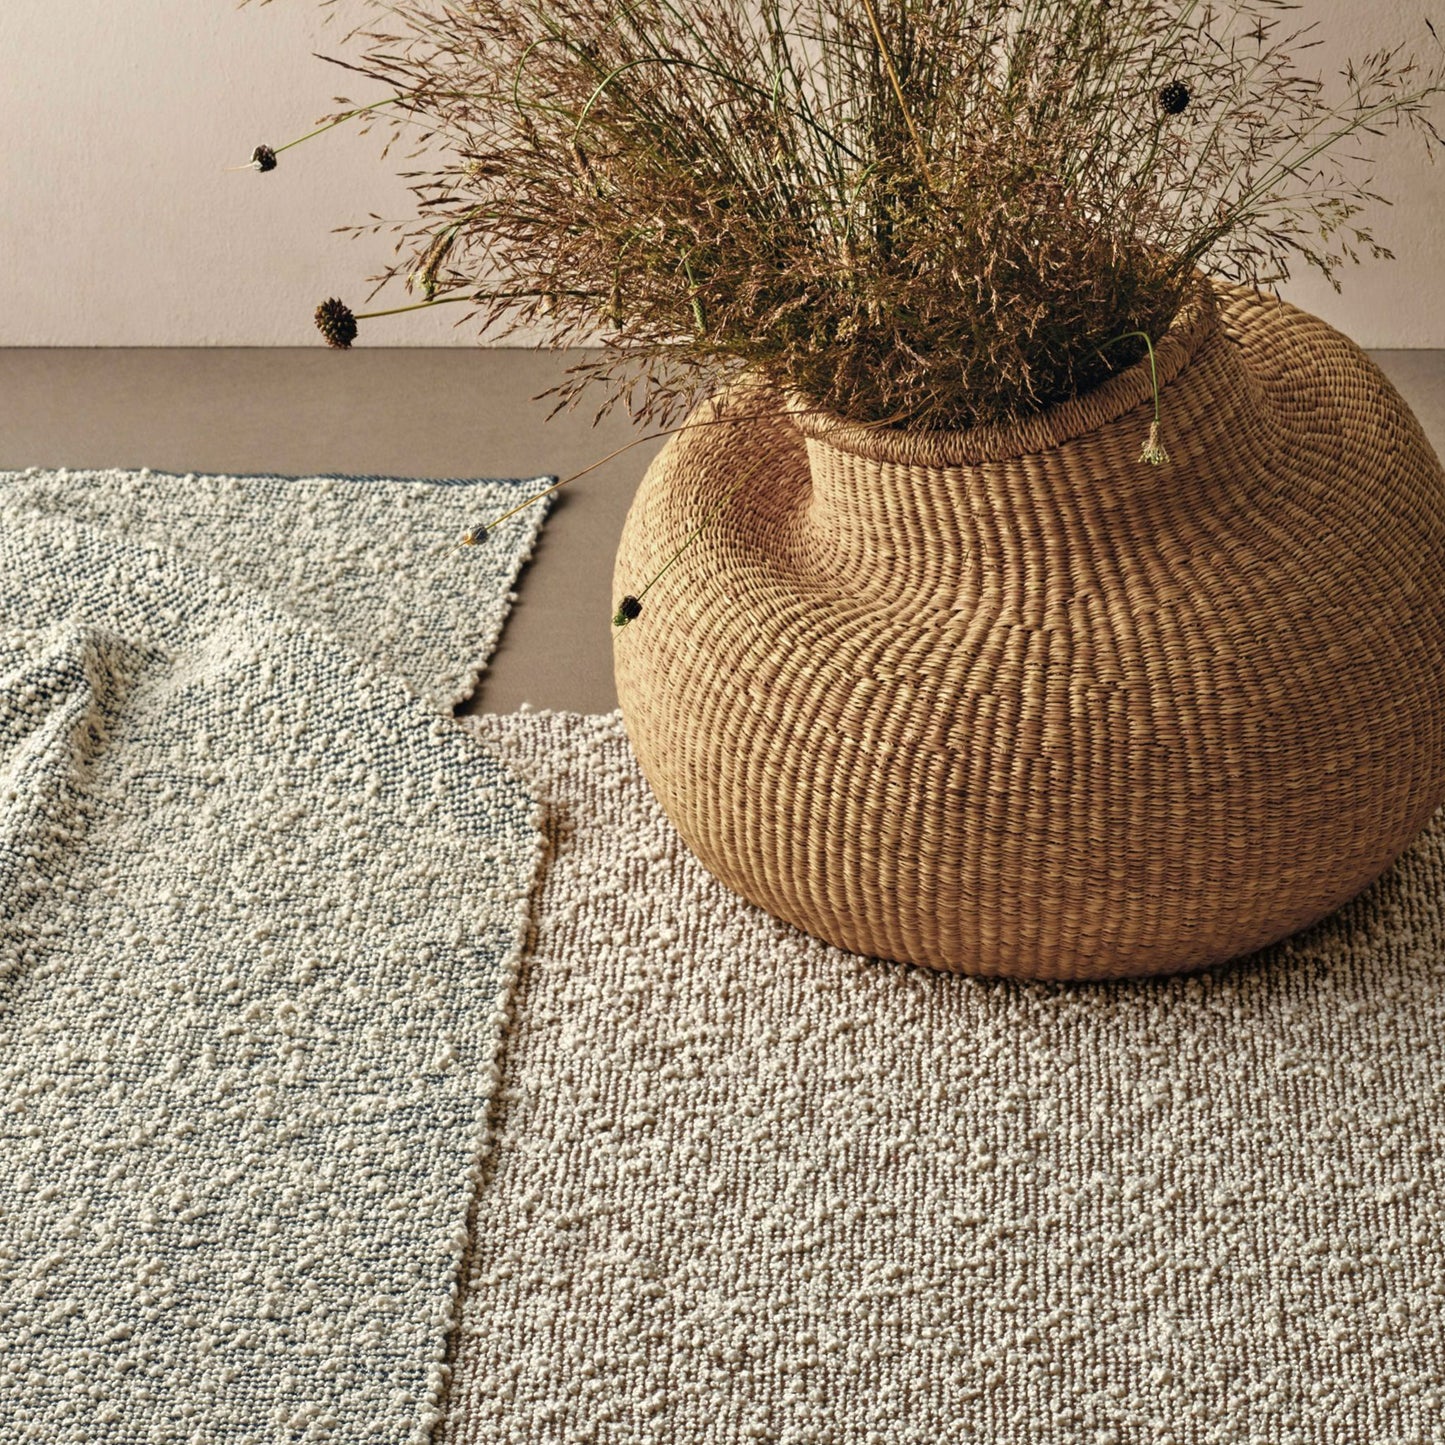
left=449, top=707, right=1445, bottom=1445
left=0, top=467, right=552, bottom=1444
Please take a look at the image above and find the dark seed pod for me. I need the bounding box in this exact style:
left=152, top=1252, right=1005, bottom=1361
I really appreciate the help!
left=251, top=144, right=278, bottom=172
left=314, top=297, right=358, bottom=349
left=463, top=524, right=489, bottom=546
left=1158, top=80, right=1190, bottom=116
left=613, top=594, right=643, bottom=626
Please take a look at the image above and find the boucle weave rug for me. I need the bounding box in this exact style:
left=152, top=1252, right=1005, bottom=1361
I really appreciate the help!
left=449, top=708, right=1445, bottom=1445
left=0, top=467, right=552, bottom=1444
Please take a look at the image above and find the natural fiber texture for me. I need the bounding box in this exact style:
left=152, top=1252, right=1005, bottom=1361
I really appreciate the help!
left=0, top=466, right=557, bottom=715
left=0, top=469, right=551, bottom=1444
left=446, top=705, right=1445, bottom=1445
left=614, top=280, right=1445, bottom=979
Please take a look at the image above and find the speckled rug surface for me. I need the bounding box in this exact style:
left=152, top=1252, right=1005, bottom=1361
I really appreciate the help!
left=0, top=467, right=552, bottom=1444
left=449, top=707, right=1445, bottom=1445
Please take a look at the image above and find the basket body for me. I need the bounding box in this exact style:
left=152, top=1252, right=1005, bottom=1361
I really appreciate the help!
left=613, top=281, right=1445, bottom=980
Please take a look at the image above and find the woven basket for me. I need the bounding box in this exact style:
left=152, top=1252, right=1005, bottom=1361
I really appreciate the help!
left=613, top=279, right=1445, bottom=980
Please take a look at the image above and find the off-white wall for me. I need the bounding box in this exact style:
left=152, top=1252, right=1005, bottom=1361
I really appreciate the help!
left=2, top=0, right=1442, bottom=347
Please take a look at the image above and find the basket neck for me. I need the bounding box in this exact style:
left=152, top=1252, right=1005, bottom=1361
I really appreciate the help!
left=795, top=283, right=1273, bottom=511
left=783, top=284, right=1277, bottom=608
left=789, top=279, right=1221, bottom=468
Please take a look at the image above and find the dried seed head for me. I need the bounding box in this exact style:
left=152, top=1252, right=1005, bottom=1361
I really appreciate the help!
left=613, top=594, right=643, bottom=627
left=417, top=227, right=459, bottom=302
left=1139, top=419, right=1171, bottom=466
left=1158, top=80, right=1190, bottom=116
left=571, top=141, right=599, bottom=189
left=603, top=281, right=624, bottom=331
left=314, top=297, right=358, bottom=349
left=251, top=144, right=278, bottom=172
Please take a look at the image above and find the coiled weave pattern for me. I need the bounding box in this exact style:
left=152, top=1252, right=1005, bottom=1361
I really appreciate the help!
left=613, top=281, right=1445, bottom=979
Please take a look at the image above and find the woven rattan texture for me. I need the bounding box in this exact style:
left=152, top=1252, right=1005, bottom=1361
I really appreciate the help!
left=613, top=282, right=1445, bottom=979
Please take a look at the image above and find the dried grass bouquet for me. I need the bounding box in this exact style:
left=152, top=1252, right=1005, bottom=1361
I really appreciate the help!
left=240, top=0, right=1444, bottom=440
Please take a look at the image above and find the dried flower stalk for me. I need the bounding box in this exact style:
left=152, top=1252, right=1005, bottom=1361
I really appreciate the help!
left=243, top=0, right=1445, bottom=433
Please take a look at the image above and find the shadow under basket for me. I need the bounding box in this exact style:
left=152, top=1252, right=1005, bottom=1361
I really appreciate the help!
left=613, top=278, right=1445, bottom=981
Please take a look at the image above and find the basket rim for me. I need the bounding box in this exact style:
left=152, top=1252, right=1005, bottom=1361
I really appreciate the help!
left=784, top=272, right=1223, bottom=467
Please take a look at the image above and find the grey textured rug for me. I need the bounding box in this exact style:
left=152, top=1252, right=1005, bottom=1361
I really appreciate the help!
left=449, top=707, right=1445, bottom=1445
left=0, top=467, right=552, bottom=1444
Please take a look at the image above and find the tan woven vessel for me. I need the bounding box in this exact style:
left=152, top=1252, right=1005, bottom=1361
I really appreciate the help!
left=613, top=279, right=1445, bottom=980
